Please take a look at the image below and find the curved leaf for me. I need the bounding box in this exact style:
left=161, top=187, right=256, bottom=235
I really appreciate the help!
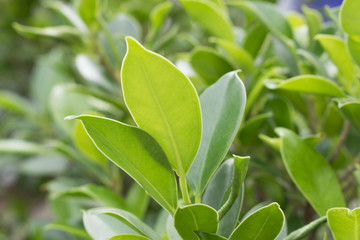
left=72, top=115, right=178, bottom=214
left=265, top=75, right=345, bottom=97
left=90, top=208, right=162, bottom=240
left=334, top=99, right=360, bottom=132
left=121, top=37, right=202, bottom=176
left=347, top=35, right=360, bottom=67
left=327, top=207, right=360, bottom=240
left=229, top=202, right=284, bottom=240
left=284, top=216, right=327, bottom=240
left=187, top=71, right=246, bottom=197
left=277, top=128, right=345, bottom=216
left=340, top=0, right=360, bottom=36
left=174, top=204, right=218, bottom=240
left=316, top=34, right=355, bottom=88
left=195, top=232, right=227, bottom=240
left=180, top=0, right=234, bottom=41
left=190, top=47, right=234, bottom=85
left=0, top=140, right=48, bottom=155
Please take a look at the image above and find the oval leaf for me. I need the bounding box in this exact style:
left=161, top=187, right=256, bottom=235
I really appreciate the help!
left=327, top=207, right=360, bottom=240
left=121, top=37, right=202, bottom=176
left=180, top=0, right=234, bottom=41
left=72, top=115, right=178, bottom=214
left=340, top=0, right=360, bottom=36
left=229, top=202, right=284, bottom=240
left=265, top=75, right=345, bottom=97
left=276, top=128, right=346, bottom=216
left=174, top=204, right=218, bottom=240
left=187, top=71, right=246, bottom=197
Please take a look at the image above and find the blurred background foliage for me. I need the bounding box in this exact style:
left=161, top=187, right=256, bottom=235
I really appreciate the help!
left=0, top=0, right=348, bottom=239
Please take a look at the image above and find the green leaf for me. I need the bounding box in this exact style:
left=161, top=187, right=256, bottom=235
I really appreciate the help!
left=20, top=155, right=68, bottom=176
left=195, top=232, right=227, bottom=240
left=89, top=208, right=162, bottom=240
left=302, top=6, right=322, bottom=44
left=53, top=184, right=126, bottom=209
left=284, top=216, right=327, bottom=240
left=230, top=1, right=292, bottom=42
left=212, top=38, right=255, bottom=75
left=13, top=23, right=82, bottom=44
left=146, top=1, right=173, bottom=45
left=109, top=235, right=150, bottom=240
left=327, top=207, right=360, bottom=240
left=125, top=183, right=149, bottom=220
left=347, top=35, right=360, bottom=67
left=243, top=23, right=268, bottom=58
left=45, top=222, right=91, bottom=239
left=190, top=47, right=234, bottom=85
left=0, top=140, right=48, bottom=155
left=174, top=204, right=218, bottom=240
left=73, top=119, right=107, bottom=166
left=121, top=37, right=202, bottom=177
left=203, top=158, right=244, bottom=237
left=83, top=210, right=138, bottom=240
left=316, top=34, right=355, bottom=88
left=72, top=115, right=178, bottom=214
left=340, top=0, right=360, bottom=36
left=265, top=75, right=345, bottom=97
left=334, top=99, right=360, bottom=132
left=239, top=113, right=272, bottom=145
left=0, top=91, right=35, bottom=117
left=229, top=202, right=284, bottom=240
left=180, top=0, right=234, bottom=41
left=45, top=1, right=88, bottom=34
left=276, top=128, right=346, bottom=216
left=78, top=0, right=98, bottom=25
left=187, top=71, right=246, bottom=197
left=266, top=97, right=293, bottom=129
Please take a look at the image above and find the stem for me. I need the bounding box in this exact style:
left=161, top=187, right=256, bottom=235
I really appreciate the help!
left=329, top=121, right=351, bottom=165
left=179, top=175, right=191, bottom=205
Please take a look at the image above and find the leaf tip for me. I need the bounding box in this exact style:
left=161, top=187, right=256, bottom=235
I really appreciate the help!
left=64, top=115, right=79, bottom=121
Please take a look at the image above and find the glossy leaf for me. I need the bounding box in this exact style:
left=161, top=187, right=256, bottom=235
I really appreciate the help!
left=73, top=119, right=107, bottom=166
left=174, top=204, right=218, bottom=240
left=328, top=207, right=360, bottom=240
left=109, top=235, right=150, bottom=240
left=277, top=128, right=346, bottom=216
left=190, top=47, right=234, bottom=84
left=334, top=99, right=360, bottom=132
left=83, top=210, right=138, bottom=240
left=187, top=71, right=246, bottom=197
left=284, top=216, right=327, bottom=240
left=229, top=203, right=284, bottom=240
left=92, top=208, right=162, bottom=240
left=265, top=75, right=345, bottom=97
left=121, top=37, right=202, bottom=176
left=53, top=184, right=126, bottom=209
left=72, top=115, right=178, bottom=214
left=203, top=158, right=244, bottom=237
left=340, top=0, right=360, bottom=36
left=180, top=0, right=234, bottom=41
left=316, top=34, right=354, bottom=87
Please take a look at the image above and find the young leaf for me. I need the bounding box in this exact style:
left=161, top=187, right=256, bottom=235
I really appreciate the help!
left=340, top=0, right=360, bottom=36
left=179, top=0, right=234, bottom=41
left=72, top=115, right=178, bottom=214
left=174, top=204, right=218, bottom=240
left=327, top=207, right=360, bottom=240
left=190, top=47, right=234, bottom=84
left=121, top=37, right=202, bottom=178
left=229, top=202, right=285, bottom=240
left=316, top=34, right=355, bottom=88
left=89, top=208, right=162, bottom=240
left=203, top=158, right=244, bottom=237
left=265, top=75, right=345, bottom=97
left=187, top=71, right=246, bottom=198
left=284, top=216, right=327, bottom=240
left=276, top=128, right=346, bottom=216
